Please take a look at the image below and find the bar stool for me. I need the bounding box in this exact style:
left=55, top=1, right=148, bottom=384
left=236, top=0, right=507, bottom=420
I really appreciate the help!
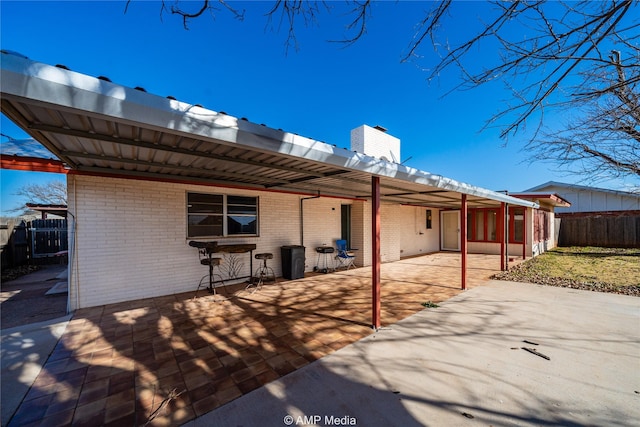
left=254, top=253, right=276, bottom=287
left=197, top=257, right=225, bottom=296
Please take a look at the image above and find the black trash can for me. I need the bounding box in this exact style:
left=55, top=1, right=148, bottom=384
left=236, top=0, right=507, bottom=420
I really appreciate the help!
left=281, top=245, right=305, bottom=280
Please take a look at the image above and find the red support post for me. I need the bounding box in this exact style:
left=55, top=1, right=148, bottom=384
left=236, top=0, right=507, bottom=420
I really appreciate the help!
left=522, top=208, right=527, bottom=260
left=460, top=194, right=467, bottom=290
left=505, top=203, right=509, bottom=271
left=371, top=176, right=381, bottom=330
left=500, top=202, right=506, bottom=271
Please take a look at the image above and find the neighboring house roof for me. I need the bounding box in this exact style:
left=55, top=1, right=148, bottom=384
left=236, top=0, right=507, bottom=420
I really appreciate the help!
left=525, top=181, right=639, bottom=198
left=0, top=51, right=537, bottom=210
left=524, top=181, right=640, bottom=213
left=511, top=192, right=571, bottom=208
left=25, top=203, right=68, bottom=218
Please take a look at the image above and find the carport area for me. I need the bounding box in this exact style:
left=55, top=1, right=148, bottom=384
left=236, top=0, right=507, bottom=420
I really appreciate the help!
left=6, top=253, right=519, bottom=427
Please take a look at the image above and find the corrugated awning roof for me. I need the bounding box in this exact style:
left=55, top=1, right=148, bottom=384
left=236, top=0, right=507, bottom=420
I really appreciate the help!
left=0, top=51, right=537, bottom=210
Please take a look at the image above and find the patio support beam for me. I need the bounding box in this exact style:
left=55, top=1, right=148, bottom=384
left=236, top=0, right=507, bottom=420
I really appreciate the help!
left=372, top=176, right=381, bottom=330
left=0, top=154, right=68, bottom=174
left=522, top=208, right=527, bottom=260
left=461, top=194, right=467, bottom=290
left=500, top=203, right=506, bottom=271
left=505, top=203, right=510, bottom=271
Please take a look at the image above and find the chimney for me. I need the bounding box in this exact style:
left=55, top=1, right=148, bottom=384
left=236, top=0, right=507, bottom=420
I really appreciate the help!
left=350, top=125, right=401, bottom=163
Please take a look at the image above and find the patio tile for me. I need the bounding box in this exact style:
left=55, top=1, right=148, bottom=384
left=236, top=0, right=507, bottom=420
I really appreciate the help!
left=9, top=253, right=515, bottom=427
left=71, top=397, right=107, bottom=426
left=236, top=377, right=262, bottom=394
left=44, top=395, right=77, bottom=418
left=77, top=377, right=110, bottom=405
left=9, top=394, right=50, bottom=425
left=104, top=396, right=135, bottom=424
left=214, top=383, right=242, bottom=406
left=192, top=395, right=220, bottom=417
left=188, top=382, right=217, bottom=404
left=38, top=410, right=75, bottom=427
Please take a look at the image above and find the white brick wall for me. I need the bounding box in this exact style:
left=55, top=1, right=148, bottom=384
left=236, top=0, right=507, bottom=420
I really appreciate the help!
left=380, top=203, right=401, bottom=262
left=68, top=175, right=380, bottom=309
left=69, top=175, right=493, bottom=309
left=67, top=175, right=300, bottom=308
left=300, top=197, right=342, bottom=270
left=398, top=206, right=441, bottom=257
left=350, top=125, right=401, bottom=162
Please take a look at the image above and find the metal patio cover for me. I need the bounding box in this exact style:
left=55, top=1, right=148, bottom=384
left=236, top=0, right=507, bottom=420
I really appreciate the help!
left=0, top=52, right=536, bottom=210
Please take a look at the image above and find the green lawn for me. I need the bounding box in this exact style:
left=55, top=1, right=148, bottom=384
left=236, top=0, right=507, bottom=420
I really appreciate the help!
left=492, top=247, right=640, bottom=296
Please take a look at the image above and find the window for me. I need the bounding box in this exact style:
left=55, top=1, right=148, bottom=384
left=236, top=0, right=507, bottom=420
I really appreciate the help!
left=509, top=208, right=524, bottom=243
left=426, top=209, right=432, bottom=229
left=187, top=192, right=258, bottom=238
left=534, top=210, right=550, bottom=243
left=474, top=210, right=485, bottom=240
left=467, top=208, right=499, bottom=242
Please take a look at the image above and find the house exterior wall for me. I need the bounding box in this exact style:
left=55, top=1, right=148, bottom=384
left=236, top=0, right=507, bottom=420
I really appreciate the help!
left=465, top=206, right=558, bottom=258
left=69, top=174, right=426, bottom=309
left=66, top=174, right=541, bottom=310
left=381, top=203, right=401, bottom=262
left=300, top=197, right=343, bottom=270
left=398, top=205, right=441, bottom=257
left=349, top=201, right=405, bottom=265
left=67, top=174, right=356, bottom=309
left=350, top=201, right=369, bottom=267
left=555, top=189, right=638, bottom=213
left=531, top=203, right=558, bottom=256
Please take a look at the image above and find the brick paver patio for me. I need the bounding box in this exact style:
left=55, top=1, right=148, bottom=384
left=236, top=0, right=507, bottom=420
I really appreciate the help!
left=8, top=253, right=523, bottom=426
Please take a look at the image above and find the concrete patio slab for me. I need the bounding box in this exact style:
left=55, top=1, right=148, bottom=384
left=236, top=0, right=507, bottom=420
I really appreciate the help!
left=186, top=280, right=640, bottom=427
left=1, top=316, right=72, bottom=427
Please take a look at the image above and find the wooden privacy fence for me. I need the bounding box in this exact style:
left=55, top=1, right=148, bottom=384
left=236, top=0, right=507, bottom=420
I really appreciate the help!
left=31, top=218, right=68, bottom=259
left=1, top=218, right=68, bottom=268
left=558, top=213, right=640, bottom=248
left=0, top=220, right=29, bottom=268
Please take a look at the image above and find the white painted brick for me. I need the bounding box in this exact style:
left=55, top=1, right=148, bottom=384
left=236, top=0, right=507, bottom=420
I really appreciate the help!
left=68, top=175, right=490, bottom=310
left=351, top=125, right=401, bottom=162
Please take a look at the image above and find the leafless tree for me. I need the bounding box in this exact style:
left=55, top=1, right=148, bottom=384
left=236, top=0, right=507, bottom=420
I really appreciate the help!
left=528, top=49, right=639, bottom=181
left=405, top=0, right=639, bottom=184
left=128, top=0, right=639, bottom=183
left=12, top=181, right=67, bottom=213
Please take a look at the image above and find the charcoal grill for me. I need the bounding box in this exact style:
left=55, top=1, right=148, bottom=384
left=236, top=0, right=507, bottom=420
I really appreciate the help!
left=315, top=246, right=335, bottom=273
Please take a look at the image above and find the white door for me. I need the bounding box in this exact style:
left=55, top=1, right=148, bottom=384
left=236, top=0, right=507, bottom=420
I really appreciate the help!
left=441, top=211, right=460, bottom=251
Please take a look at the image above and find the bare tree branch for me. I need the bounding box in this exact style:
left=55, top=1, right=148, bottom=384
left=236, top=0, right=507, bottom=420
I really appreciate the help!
left=125, top=0, right=245, bottom=29
left=10, top=180, right=68, bottom=214
left=266, top=1, right=318, bottom=52
left=129, top=0, right=639, bottom=183
left=328, top=0, right=372, bottom=45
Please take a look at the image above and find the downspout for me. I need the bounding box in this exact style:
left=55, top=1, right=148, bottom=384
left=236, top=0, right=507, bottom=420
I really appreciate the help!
left=300, top=191, right=321, bottom=246
left=67, top=174, right=79, bottom=313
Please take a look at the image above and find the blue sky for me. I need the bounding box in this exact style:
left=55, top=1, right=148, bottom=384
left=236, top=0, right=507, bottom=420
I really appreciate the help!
left=0, top=1, right=632, bottom=215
